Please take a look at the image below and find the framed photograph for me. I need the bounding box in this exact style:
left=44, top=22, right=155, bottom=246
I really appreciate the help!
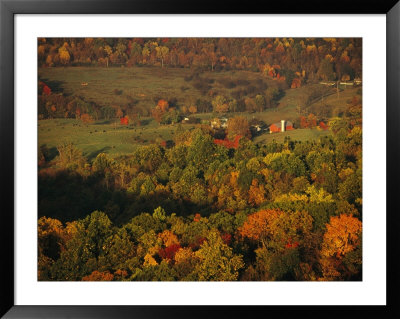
left=1, top=0, right=399, bottom=318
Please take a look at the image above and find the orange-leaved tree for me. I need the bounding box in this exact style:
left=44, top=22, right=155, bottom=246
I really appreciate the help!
left=82, top=270, right=114, bottom=281
left=239, top=208, right=313, bottom=250
left=238, top=209, right=282, bottom=247
left=152, top=99, right=169, bottom=124
left=319, top=214, right=362, bottom=280
left=81, top=113, right=94, bottom=124
left=157, top=99, right=169, bottom=112
left=248, top=179, right=266, bottom=206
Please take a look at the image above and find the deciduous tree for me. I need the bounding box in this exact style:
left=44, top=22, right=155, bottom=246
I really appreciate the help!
left=320, top=214, right=362, bottom=280
left=227, top=116, right=251, bottom=140
left=194, top=229, right=244, bottom=281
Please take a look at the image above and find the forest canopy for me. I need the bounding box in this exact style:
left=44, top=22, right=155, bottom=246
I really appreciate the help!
left=38, top=123, right=362, bottom=281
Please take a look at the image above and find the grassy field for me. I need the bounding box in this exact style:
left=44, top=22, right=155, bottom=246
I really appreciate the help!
left=39, top=66, right=275, bottom=116
left=253, top=128, right=331, bottom=144
left=38, top=118, right=184, bottom=159
left=39, top=65, right=360, bottom=120
left=305, top=85, right=361, bottom=117
left=39, top=116, right=332, bottom=161
left=38, top=66, right=361, bottom=159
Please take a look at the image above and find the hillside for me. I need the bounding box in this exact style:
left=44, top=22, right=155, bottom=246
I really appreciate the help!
left=39, top=66, right=276, bottom=117
left=38, top=67, right=361, bottom=158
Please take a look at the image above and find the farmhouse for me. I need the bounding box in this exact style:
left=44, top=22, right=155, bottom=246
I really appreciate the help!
left=211, top=117, right=228, bottom=129
left=182, top=116, right=200, bottom=124
left=269, top=120, right=294, bottom=133
left=319, top=81, right=336, bottom=86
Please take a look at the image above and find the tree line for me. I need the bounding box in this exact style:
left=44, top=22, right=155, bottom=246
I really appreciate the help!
left=39, top=38, right=362, bottom=83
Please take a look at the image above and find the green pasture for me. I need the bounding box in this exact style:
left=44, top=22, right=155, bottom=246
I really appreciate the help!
left=38, top=66, right=274, bottom=114
left=253, top=128, right=332, bottom=144
left=38, top=118, right=183, bottom=160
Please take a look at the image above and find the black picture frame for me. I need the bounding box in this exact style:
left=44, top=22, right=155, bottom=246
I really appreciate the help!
left=1, top=0, right=399, bottom=318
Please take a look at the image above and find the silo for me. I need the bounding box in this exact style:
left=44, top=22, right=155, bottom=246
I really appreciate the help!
left=281, top=120, right=285, bottom=132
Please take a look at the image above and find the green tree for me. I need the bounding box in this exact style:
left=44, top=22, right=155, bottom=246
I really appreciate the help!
left=255, top=94, right=266, bottom=112
left=98, top=228, right=136, bottom=272
left=92, top=153, right=111, bottom=173
left=133, top=144, right=164, bottom=173
left=265, top=87, right=280, bottom=108
left=194, top=229, right=244, bottom=281
left=50, top=211, right=113, bottom=280
left=133, top=260, right=177, bottom=281
left=186, top=130, right=217, bottom=171
left=153, top=206, right=167, bottom=221
left=100, top=106, right=115, bottom=120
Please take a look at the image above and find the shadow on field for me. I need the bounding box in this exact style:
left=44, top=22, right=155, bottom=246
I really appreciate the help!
left=40, top=144, right=59, bottom=162
left=140, top=119, right=151, bottom=126
left=94, top=120, right=112, bottom=125
left=39, top=78, right=66, bottom=94
left=87, top=146, right=112, bottom=161
left=38, top=168, right=212, bottom=226
left=276, top=89, right=286, bottom=101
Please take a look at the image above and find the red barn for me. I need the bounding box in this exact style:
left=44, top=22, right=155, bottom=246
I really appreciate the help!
left=286, top=121, right=294, bottom=130
left=269, top=120, right=294, bottom=133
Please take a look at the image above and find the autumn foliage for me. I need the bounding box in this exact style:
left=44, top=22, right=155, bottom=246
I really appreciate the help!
left=37, top=38, right=363, bottom=282
left=321, top=214, right=362, bottom=258
left=38, top=38, right=360, bottom=83
left=81, top=113, right=94, bottom=124
left=82, top=270, right=114, bottom=281
left=238, top=209, right=283, bottom=244
left=158, top=244, right=181, bottom=261
left=151, top=100, right=171, bottom=124
left=320, top=214, right=362, bottom=280
left=319, top=121, right=328, bottom=130
left=151, top=106, right=164, bottom=124
left=43, top=84, right=52, bottom=95
left=213, top=135, right=241, bottom=149
left=300, top=113, right=317, bottom=128
left=291, top=77, right=301, bottom=89
left=120, top=116, right=129, bottom=125
left=157, top=99, right=169, bottom=112
left=227, top=117, right=251, bottom=140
